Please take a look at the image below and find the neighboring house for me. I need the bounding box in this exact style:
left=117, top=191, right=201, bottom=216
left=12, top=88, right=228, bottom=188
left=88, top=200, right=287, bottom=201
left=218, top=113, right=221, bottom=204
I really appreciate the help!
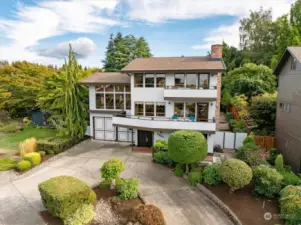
left=274, top=46, right=301, bottom=172
left=79, top=44, right=226, bottom=153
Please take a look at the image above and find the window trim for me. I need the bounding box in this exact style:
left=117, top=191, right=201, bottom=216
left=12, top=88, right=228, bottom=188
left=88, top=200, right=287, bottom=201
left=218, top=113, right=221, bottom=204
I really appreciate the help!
left=173, top=73, right=210, bottom=89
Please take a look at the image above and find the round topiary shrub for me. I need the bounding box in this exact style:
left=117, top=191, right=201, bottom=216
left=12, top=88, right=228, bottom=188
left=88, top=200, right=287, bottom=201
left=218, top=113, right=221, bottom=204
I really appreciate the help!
left=168, top=130, right=207, bottom=172
left=101, top=158, right=125, bottom=181
left=279, top=185, right=301, bottom=225
left=203, top=163, right=222, bottom=186
left=16, top=160, right=32, bottom=171
left=220, top=159, right=253, bottom=192
left=24, top=152, right=41, bottom=166
left=132, top=204, right=166, bottom=225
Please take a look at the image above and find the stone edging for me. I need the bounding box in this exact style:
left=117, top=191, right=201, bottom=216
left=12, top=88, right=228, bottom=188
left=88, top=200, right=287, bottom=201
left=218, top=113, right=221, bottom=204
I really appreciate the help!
left=9, top=139, right=92, bottom=181
left=183, top=174, right=242, bottom=225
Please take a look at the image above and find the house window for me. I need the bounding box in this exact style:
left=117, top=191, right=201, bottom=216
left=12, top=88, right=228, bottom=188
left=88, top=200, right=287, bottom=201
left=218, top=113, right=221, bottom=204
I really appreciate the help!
left=126, top=94, right=131, bottom=110
left=95, top=85, right=104, bottom=92
left=145, top=102, right=154, bottom=116
left=156, top=74, right=165, bottom=88
left=291, top=57, right=297, bottom=70
left=105, top=85, right=114, bottom=92
left=135, top=102, right=144, bottom=116
left=115, top=94, right=124, bottom=110
left=96, top=94, right=104, bottom=109
left=175, top=74, right=185, bottom=87
left=280, top=102, right=291, bottom=112
left=134, top=73, right=143, bottom=87
left=174, top=103, right=184, bottom=117
left=145, top=74, right=155, bottom=87
left=115, top=85, right=124, bottom=92
left=156, top=102, right=165, bottom=116
left=186, top=74, right=197, bottom=89
left=186, top=103, right=196, bottom=118
left=125, top=85, right=131, bottom=92
left=199, top=74, right=209, bottom=89
left=105, top=93, right=114, bottom=109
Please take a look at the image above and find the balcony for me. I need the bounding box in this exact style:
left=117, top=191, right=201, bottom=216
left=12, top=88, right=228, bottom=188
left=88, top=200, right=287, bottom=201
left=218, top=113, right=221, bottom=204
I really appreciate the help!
left=164, top=86, right=217, bottom=101
left=112, top=115, right=216, bottom=133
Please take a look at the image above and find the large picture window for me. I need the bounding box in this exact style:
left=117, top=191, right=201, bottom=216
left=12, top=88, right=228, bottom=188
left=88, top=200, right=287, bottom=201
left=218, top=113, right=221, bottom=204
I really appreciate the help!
left=115, top=85, right=124, bottom=92
left=135, top=102, right=144, bottom=116
left=174, top=103, right=184, bottom=117
left=156, top=102, right=165, bottom=116
left=145, top=74, right=155, bottom=87
left=96, top=94, right=104, bottom=109
left=105, top=93, right=114, bottom=109
left=134, top=73, right=143, bottom=87
left=186, top=103, right=196, bottom=118
left=175, top=74, right=185, bottom=87
left=96, top=85, right=104, bottom=92
left=145, top=102, right=154, bottom=116
left=125, top=85, right=130, bottom=92
left=199, top=74, right=209, bottom=89
left=186, top=74, right=197, bottom=89
left=115, top=94, right=124, bottom=110
left=105, top=85, right=114, bottom=92
left=156, top=74, right=165, bottom=88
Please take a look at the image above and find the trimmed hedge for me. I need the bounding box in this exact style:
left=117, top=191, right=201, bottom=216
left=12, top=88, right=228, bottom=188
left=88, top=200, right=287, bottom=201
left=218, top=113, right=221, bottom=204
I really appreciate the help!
left=168, top=130, right=208, bottom=164
left=24, top=152, right=41, bottom=166
left=116, top=178, right=139, bottom=200
left=38, top=176, right=96, bottom=220
left=220, top=159, right=253, bottom=191
left=279, top=185, right=301, bottom=225
left=39, top=151, right=46, bottom=157
left=0, top=158, right=18, bottom=171
left=63, top=204, right=94, bottom=225
left=100, top=158, right=125, bottom=182
left=174, top=164, right=184, bottom=177
left=37, top=137, right=79, bottom=154
left=188, top=171, right=202, bottom=186
left=16, top=160, right=31, bottom=171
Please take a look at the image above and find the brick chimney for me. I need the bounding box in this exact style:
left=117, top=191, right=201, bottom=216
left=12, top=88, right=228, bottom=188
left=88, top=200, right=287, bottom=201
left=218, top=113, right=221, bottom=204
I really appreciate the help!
left=211, top=44, right=222, bottom=60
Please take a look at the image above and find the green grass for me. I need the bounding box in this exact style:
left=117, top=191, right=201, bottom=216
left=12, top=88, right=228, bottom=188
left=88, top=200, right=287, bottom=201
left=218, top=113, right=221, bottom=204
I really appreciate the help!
left=0, top=127, right=58, bottom=150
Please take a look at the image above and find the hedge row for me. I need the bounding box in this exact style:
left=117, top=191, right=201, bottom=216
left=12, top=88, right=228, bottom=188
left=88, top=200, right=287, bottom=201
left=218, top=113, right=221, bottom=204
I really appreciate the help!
left=37, top=137, right=81, bottom=154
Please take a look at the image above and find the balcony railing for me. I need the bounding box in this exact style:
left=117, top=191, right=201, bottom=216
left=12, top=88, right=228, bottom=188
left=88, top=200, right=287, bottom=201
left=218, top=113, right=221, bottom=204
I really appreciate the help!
left=165, top=85, right=217, bottom=90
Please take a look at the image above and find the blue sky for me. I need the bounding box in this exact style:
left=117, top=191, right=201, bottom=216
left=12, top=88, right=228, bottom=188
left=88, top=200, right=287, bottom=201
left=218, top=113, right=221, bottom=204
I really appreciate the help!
left=0, top=0, right=295, bottom=67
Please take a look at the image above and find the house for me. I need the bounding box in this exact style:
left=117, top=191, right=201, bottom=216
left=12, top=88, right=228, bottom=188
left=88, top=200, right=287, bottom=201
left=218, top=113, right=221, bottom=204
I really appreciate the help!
left=274, top=46, right=301, bottom=172
left=79, top=44, right=226, bottom=153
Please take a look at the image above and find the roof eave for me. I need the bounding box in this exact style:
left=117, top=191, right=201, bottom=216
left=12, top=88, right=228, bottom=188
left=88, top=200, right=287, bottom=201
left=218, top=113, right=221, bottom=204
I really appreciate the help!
left=121, top=69, right=226, bottom=73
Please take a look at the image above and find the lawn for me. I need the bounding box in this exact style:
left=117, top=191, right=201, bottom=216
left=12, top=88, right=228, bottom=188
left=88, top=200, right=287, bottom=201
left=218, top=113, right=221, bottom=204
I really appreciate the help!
left=0, top=127, right=58, bottom=151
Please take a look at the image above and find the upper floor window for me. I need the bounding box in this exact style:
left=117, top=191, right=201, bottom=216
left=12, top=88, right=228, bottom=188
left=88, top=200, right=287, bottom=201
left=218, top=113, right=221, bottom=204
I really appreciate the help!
left=115, top=85, right=124, bottom=92
left=125, top=85, right=131, bottom=92
left=145, top=74, right=155, bottom=87
left=145, top=102, right=154, bottom=116
left=115, top=94, right=124, bottom=110
left=291, top=57, right=297, bottom=70
left=135, top=102, right=144, bottom=115
left=199, top=74, right=209, bottom=89
left=174, top=102, right=184, bottom=117
left=156, top=102, right=165, bottom=116
left=134, top=73, right=143, bottom=87
left=279, top=102, right=291, bottom=113
left=96, top=93, right=104, bottom=109
left=175, top=74, right=185, bottom=87
left=156, top=74, right=165, bottom=88
left=96, top=85, right=104, bottom=92
left=105, top=85, right=114, bottom=92
left=186, top=74, right=197, bottom=89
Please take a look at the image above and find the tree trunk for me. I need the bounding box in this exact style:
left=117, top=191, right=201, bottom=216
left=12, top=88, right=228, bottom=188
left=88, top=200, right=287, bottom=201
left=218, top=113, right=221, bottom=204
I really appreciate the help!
left=110, top=179, right=115, bottom=190
left=186, top=164, right=189, bottom=174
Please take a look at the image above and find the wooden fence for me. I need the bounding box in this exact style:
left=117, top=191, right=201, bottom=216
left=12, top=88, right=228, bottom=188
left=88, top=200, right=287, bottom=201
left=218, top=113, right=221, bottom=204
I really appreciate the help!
left=228, top=105, right=240, bottom=120
left=254, top=136, right=276, bottom=150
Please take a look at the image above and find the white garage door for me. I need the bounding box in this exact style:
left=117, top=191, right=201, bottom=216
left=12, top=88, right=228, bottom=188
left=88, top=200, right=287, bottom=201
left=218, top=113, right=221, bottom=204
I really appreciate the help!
left=94, top=117, right=133, bottom=142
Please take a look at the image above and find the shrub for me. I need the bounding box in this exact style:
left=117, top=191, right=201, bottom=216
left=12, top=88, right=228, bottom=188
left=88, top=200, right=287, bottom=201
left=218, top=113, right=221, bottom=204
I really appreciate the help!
left=190, top=167, right=202, bottom=173
left=39, top=151, right=46, bottom=157
left=174, top=164, right=184, bottom=177
left=24, top=152, right=41, bottom=166
left=232, top=95, right=249, bottom=117
left=280, top=171, right=301, bottom=186
left=0, top=158, right=18, bottom=171
left=153, top=140, right=168, bottom=153
left=132, top=204, right=165, bottom=225
left=243, top=135, right=256, bottom=146
left=47, top=150, right=55, bottom=155
left=229, top=119, right=248, bottom=132
left=116, top=178, right=139, bottom=200
left=203, top=163, right=222, bottom=186
left=236, top=144, right=268, bottom=166
left=266, top=148, right=278, bottom=165
left=168, top=130, right=207, bottom=171
left=37, top=137, right=77, bottom=154
left=100, top=158, right=125, bottom=182
left=220, top=159, right=253, bottom=191
left=19, top=137, right=37, bottom=158
left=275, top=154, right=284, bottom=172
left=0, top=123, right=22, bottom=133
left=63, top=204, right=94, bottom=225
left=226, top=112, right=234, bottom=120
left=279, top=185, right=301, bottom=225
left=153, top=151, right=174, bottom=166
left=38, top=176, right=96, bottom=219
left=253, top=165, right=283, bottom=198
left=16, top=160, right=32, bottom=171
left=188, top=171, right=202, bottom=186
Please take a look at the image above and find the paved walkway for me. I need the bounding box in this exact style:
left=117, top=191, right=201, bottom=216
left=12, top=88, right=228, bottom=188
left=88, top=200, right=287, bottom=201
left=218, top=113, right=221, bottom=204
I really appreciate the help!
left=0, top=140, right=233, bottom=225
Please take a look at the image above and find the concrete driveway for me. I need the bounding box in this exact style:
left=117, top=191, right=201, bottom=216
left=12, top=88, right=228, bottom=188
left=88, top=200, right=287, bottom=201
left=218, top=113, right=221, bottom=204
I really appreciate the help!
left=0, top=140, right=233, bottom=225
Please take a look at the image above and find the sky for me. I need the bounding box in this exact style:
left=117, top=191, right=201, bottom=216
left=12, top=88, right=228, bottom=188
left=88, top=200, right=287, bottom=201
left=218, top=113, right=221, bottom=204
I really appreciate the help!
left=0, top=0, right=296, bottom=68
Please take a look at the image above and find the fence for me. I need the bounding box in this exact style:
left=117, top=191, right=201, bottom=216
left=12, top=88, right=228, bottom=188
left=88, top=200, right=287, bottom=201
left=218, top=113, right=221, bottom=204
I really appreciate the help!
left=228, top=105, right=240, bottom=120
left=254, top=136, right=276, bottom=150
left=213, top=131, right=248, bottom=150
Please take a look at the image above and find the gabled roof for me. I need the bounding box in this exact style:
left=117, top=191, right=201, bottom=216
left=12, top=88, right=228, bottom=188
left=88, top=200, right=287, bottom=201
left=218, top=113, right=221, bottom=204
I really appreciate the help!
left=121, top=56, right=226, bottom=73
left=273, top=46, right=301, bottom=75
left=79, top=72, right=130, bottom=85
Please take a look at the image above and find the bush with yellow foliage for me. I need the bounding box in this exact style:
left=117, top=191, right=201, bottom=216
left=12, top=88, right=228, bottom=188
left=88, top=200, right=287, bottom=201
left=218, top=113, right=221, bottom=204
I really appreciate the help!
left=19, top=138, right=37, bottom=158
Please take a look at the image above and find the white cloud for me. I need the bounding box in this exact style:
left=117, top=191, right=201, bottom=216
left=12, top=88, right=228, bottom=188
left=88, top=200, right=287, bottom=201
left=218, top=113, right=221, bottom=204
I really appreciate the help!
left=31, top=37, right=97, bottom=59
left=0, top=0, right=120, bottom=64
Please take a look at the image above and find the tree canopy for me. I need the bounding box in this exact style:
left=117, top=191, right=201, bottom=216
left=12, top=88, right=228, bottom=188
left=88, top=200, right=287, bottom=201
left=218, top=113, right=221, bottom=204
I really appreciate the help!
left=103, top=33, right=152, bottom=72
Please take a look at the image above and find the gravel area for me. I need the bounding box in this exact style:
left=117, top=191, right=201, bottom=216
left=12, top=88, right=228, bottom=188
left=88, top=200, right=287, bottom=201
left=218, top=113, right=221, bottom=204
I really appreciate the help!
left=94, top=199, right=120, bottom=225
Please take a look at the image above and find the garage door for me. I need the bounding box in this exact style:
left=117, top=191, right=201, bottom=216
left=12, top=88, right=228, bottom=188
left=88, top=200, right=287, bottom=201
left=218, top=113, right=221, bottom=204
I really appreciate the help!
left=94, top=117, right=133, bottom=142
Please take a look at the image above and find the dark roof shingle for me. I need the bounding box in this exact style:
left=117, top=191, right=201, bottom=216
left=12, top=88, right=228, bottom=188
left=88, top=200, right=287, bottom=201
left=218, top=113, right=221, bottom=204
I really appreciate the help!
left=121, top=56, right=225, bottom=72
left=79, top=72, right=130, bottom=85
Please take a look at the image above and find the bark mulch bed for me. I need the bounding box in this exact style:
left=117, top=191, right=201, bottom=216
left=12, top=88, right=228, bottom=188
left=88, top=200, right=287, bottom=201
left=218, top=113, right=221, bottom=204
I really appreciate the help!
left=40, top=186, right=144, bottom=225
left=204, top=183, right=284, bottom=225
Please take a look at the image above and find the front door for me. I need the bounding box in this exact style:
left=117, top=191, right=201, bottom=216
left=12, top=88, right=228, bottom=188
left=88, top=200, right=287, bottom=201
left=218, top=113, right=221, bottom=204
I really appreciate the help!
left=138, top=130, right=153, bottom=147
left=197, top=103, right=209, bottom=121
